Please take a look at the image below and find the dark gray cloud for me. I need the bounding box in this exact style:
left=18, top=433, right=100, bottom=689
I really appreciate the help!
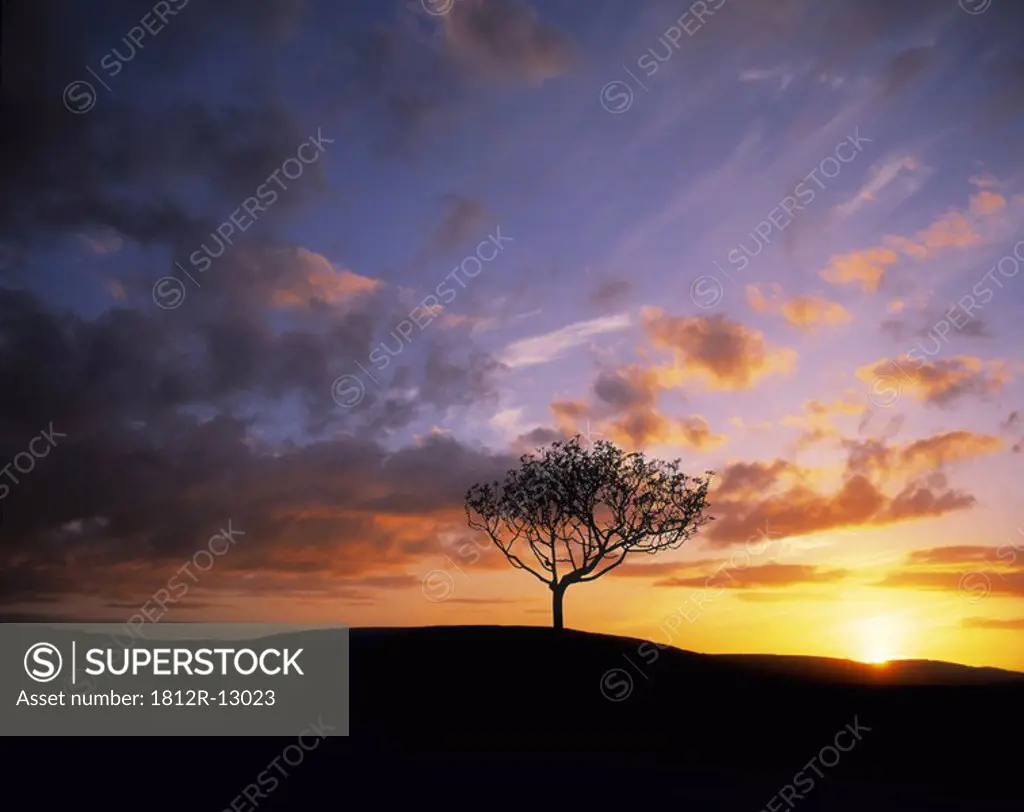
left=2, top=0, right=572, bottom=254
left=881, top=46, right=939, bottom=100
left=429, top=195, right=494, bottom=256
left=0, top=233, right=510, bottom=609
left=589, top=278, right=632, bottom=310
left=880, top=308, right=994, bottom=344
left=0, top=402, right=517, bottom=607
left=512, top=427, right=568, bottom=454
left=592, top=369, right=651, bottom=412
left=1001, top=411, right=1023, bottom=453
left=440, top=0, right=576, bottom=83
left=0, top=0, right=327, bottom=254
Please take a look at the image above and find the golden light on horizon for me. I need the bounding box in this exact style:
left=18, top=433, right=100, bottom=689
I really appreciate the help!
left=853, top=615, right=906, bottom=665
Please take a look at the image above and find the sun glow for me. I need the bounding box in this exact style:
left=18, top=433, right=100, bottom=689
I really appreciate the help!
left=853, top=615, right=906, bottom=664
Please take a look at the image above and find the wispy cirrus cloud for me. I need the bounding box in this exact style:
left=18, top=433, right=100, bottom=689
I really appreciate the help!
left=738, top=64, right=800, bottom=91
left=834, top=155, right=923, bottom=219
left=499, top=312, right=632, bottom=369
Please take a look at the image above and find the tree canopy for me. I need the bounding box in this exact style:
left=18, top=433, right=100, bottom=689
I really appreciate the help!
left=465, top=436, right=714, bottom=629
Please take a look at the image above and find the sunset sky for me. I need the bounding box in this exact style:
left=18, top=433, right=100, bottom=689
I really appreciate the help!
left=2, top=0, right=1023, bottom=671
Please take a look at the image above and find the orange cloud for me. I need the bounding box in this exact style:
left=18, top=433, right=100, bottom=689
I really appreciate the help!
left=970, top=190, right=1007, bottom=216
left=857, top=356, right=1011, bottom=406
left=709, top=472, right=978, bottom=547
left=439, top=313, right=494, bottom=332
left=913, top=210, right=981, bottom=252
left=550, top=399, right=588, bottom=433
left=878, top=570, right=1023, bottom=597
left=819, top=247, right=898, bottom=291
left=706, top=426, right=999, bottom=546
left=884, top=235, right=929, bottom=261
left=780, top=295, right=852, bottom=331
left=606, top=412, right=726, bottom=451
left=899, top=431, right=1003, bottom=473
left=654, top=563, right=850, bottom=589
left=714, top=460, right=800, bottom=502
left=554, top=366, right=728, bottom=451
left=782, top=396, right=868, bottom=448
left=843, top=431, right=1003, bottom=482
left=874, top=543, right=1023, bottom=598
left=618, top=558, right=725, bottom=578
left=643, top=309, right=797, bottom=390
left=735, top=591, right=837, bottom=603
left=746, top=286, right=852, bottom=332
left=745, top=283, right=784, bottom=314
left=805, top=398, right=866, bottom=419
left=746, top=284, right=773, bottom=314
left=963, top=618, right=1024, bottom=630
left=270, top=248, right=380, bottom=309
left=821, top=179, right=1013, bottom=288
left=906, top=546, right=1000, bottom=565
left=892, top=186, right=1012, bottom=257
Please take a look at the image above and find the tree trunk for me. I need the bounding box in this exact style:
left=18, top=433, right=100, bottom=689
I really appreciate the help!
left=552, top=583, right=566, bottom=630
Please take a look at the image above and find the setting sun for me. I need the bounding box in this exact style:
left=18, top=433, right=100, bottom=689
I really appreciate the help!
left=854, top=616, right=906, bottom=664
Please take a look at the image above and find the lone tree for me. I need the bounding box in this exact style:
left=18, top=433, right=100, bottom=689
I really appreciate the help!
left=465, top=436, right=713, bottom=630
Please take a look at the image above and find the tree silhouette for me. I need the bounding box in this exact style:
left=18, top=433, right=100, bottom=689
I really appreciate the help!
left=465, top=436, right=714, bottom=630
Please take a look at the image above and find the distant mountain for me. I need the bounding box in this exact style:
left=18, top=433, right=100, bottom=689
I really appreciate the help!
left=711, top=652, right=1024, bottom=685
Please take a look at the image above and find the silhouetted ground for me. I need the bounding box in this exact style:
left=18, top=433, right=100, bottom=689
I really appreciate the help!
left=8, top=625, right=1022, bottom=809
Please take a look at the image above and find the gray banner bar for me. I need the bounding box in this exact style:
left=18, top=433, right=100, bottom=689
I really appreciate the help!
left=1, top=623, right=349, bottom=736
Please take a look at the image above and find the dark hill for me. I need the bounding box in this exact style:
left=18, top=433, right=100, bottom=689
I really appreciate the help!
left=10, top=625, right=1022, bottom=809
left=343, top=626, right=1020, bottom=805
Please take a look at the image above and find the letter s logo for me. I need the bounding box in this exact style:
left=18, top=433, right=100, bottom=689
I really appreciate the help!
left=25, top=642, right=63, bottom=682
